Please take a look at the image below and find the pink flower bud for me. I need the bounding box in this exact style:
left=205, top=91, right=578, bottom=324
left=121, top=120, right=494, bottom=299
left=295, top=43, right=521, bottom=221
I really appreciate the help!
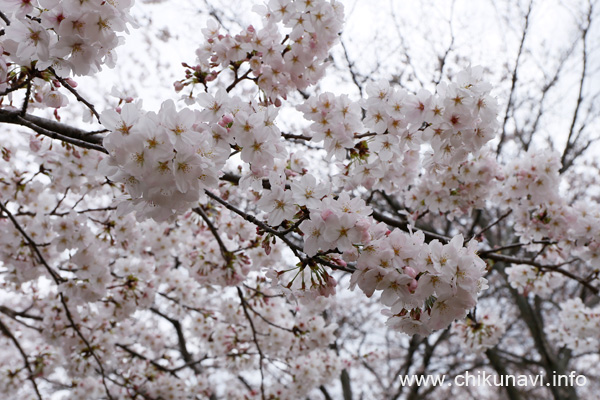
left=173, top=81, right=185, bottom=92
left=408, top=279, right=418, bottom=293
left=218, top=114, right=234, bottom=127
left=65, top=78, right=78, bottom=88
left=404, top=266, right=417, bottom=278
left=331, top=257, right=347, bottom=267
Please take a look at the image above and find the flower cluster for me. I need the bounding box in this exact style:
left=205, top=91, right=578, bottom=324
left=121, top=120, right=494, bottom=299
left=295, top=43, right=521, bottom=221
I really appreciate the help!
left=100, top=101, right=229, bottom=221
left=546, top=298, right=600, bottom=352
left=496, top=150, right=576, bottom=251
left=296, top=92, right=363, bottom=161
left=261, top=163, right=489, bottom=335
left=406, top=150, right=500, bottom=218
left=351, top=232, right=488, bottom=335
left=1, top=0, right=134, bottom=76
left=505, top=264, right=563, bottom=297
left=452, top=310, right=506, bottom=353
left=299, top=192, right=373, bottom=256
left=358, top=66, right=499, bottom=168
left=187, top=0, right=344, bottom=103
left=296, top=66, right=500, bottom=210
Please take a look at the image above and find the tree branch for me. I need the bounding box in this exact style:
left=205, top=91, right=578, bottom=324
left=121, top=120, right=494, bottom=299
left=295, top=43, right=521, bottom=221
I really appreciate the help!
left=0, top=109, right=106, bottom=153
left=0, top=317, right=43, bottom=400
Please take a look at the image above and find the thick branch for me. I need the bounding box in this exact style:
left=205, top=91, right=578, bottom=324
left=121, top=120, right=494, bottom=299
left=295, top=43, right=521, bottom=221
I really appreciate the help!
left=0, top=109, right=106, bottom=153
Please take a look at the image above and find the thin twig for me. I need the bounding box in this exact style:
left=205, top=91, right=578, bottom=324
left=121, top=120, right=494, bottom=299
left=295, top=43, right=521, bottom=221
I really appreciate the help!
left=0, top=201, right=114, bottom=399
left=20, top=78, right=32, bottom=116
left=49, top=68, right=101, bottom=122
left=559, top=1, right=592, bottom=173
left=0, top=318, right=43, bottom=400
left=497, top=0, right=533, bottom=157
left=0, top=11, right=10, bottom=26
left=116, top=343, right=180, bottom=377
left=205, top=190, right=355, bottom=273
left=193, top=206, right=230, bottom=258
left=468, top=209, right=513, bottom=241
left=237, top=286, right=266, bottom=400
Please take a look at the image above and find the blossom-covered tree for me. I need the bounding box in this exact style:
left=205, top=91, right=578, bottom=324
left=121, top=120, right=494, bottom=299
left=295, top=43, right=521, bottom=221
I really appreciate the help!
left=0, top=0, right=599, bottom=399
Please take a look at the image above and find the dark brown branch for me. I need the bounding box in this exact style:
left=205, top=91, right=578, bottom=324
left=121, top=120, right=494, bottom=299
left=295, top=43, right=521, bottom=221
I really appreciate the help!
left=320, top=385, right=333, bottom=400
left=281, top=133, right=312, bottom=140
left=371, top=209, right=449, bottom=244
left=116, top=343, right=179, bottom=377
left=0, top=317, right=43, bottom=400
left=226, top=69, right=252, bottom=93
left=0, top=305, right=42, bottom=332
left=340, top=368, right=353, bottom=400
left=486, top=252, right=597, bottom=294
left=193, top=206, right=230, bottom=258
left=237, top=286, right=266, bottom=400
left=150, top=308, right=200, bottom=374
left=20, top=78, right=32, bottom=117
left=0, top=11, right=10, bottom=26
left=467, top=209, right=512, bottom=241
left=49, top=68, right=101, bottom=121
left=485, top=349, right=523, bottom=400
left=0, top=109, right=106, bottom=153
left=205, top=189, right=355, bottom=273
